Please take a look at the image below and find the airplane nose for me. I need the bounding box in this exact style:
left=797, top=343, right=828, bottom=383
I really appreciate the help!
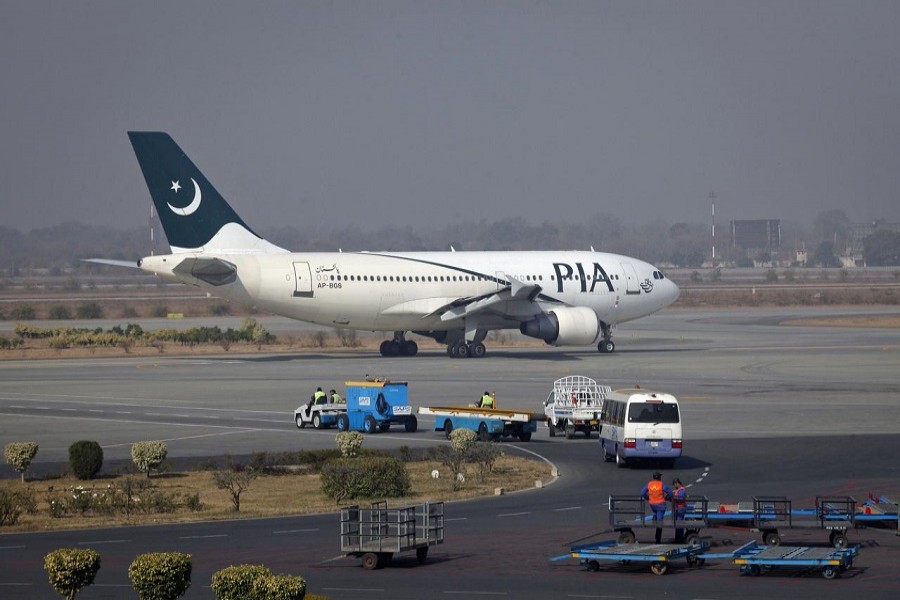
left=669, top=279, right=681, bottom=304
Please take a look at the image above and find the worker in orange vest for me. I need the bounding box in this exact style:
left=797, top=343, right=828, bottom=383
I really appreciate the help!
left=640, top=471, right=673, bottom=543
left=672, top=477, right=687, bottom=543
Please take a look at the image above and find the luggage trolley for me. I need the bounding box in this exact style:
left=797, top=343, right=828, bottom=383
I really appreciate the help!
left=340, top=501, right=444, bottom=569
left=608, top=495, right=709, bottom=545
left=702, top=541, right=859, bottom=580
left=559, top=539, right=711, bottom=576
left=749, top=496, right=855, bottom=547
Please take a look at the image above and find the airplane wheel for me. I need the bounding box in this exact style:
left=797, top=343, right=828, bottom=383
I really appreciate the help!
left=598, top=339, right=615, bottom=353
left=379, top=341, right=391, bottom=357
left=469, top=342, right=486, bottom=358
left=402, top=340, right=418, bottom=356
left=453, top=342, right=469, bottom=358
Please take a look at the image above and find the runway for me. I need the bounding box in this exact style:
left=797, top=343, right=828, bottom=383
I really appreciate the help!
left=1, top=306, right=899, bottom=598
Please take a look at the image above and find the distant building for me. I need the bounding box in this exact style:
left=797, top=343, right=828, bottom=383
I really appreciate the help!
left=844, top=220, right=900, bottom=267
left=731, top=219, right=781, bottom=250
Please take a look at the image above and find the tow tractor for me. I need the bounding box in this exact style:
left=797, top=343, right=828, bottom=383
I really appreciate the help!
left=418, top=405, right=541, bottom=441
left=543, top=375, right=610, bottom=439
left=294, top=396, right=345, bottom=429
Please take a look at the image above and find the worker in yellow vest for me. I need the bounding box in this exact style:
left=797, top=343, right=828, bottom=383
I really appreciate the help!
left=479, top=391, right=494, bottom=408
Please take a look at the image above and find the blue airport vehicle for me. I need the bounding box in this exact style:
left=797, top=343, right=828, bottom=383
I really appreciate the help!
left=338, top=380, right=418, bottom=434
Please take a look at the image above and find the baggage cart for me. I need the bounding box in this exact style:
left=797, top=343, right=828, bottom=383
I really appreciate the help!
left=702, top=540, right=859, bottom=580
left=418, top=405, right=541, bottom=441
left=340, top=501, right=444, bottom=569
left=555, top=539, right=710, bottom=575
left=608, top=495, right=709, bottom=545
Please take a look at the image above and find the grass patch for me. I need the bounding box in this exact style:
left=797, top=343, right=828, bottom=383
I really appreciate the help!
left=0, top=455, right=551, bottom=533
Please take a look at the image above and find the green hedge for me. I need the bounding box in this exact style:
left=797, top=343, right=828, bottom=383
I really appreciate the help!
left=44, top=548, right=101, bottom=600
left=211, top=564, right=271, bottom=600
left=320, top=456, right=410, bottom=503
left=68, top=441, right=103, bottom=480
left=128, top=552, right=192, bottom=600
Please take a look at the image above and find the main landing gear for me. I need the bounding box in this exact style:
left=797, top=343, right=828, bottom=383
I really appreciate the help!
left=446, top=340, right=487, bottom=359
left=379, top=331, right=418, bottom=357
left=597, top=323, right=615, bottom=353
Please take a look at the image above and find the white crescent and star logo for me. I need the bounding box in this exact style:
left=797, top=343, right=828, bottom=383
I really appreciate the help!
left=167, top=178, right=202, bottom=216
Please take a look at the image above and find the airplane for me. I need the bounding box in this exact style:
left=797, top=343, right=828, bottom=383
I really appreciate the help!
left=104, top=132, right=680, bottom=359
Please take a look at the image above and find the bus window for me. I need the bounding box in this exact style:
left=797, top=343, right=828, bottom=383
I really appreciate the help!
left=628, top=402, right=679, bottom=424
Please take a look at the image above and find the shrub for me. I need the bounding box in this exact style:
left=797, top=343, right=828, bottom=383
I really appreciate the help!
left=211, top=564, right=271, bottom=600
left=44, top=548, right=101, bottom=600
left=76, top=302, right=104, bottom=319
left=320, top=456, right=410, bottom=503
left=128, top=552, right=192, bottom=600
left=252, top=574, right=307, bottom=600
left=336, top=431, right=363, bottom=457
left=49, top=305, right=72, bottom=320
left=68, top=441, right=103, bottom=480
left=151, top=304, right=170, bottom=318
left=209, top=302, right=231, bottom=316
left=132, top=441, right=168, bottom=478
left=4, top=441, right=39, bottom=482
left=449, top=428, right=478, bottom=453
left=212, top=467, right=258, bottom=512
left=335, top=328, right=360, bottom=347
left=121, top=305, right=139, bottom=318
left=0, top=486, right=37, bottom=526
left=10, top=305, right=36, bottom=320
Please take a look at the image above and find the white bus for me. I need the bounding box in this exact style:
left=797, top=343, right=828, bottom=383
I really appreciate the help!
left=598, top=388, right=682, bottom=468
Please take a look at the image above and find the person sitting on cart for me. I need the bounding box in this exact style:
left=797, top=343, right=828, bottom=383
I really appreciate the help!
left=312, top=387, right=327, bottom=406
left=479, top=391, right=494, bottom=408
left=672, top=477, right=687, bottom=543
left=640, top=471, right=673, bottom=543
left=330, top=389, right=343, bottom=404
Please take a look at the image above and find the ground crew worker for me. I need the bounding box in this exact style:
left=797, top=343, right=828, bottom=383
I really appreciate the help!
left=480, top=391, right=494, bottom=408
left=312, top=387, right=327, bottom=405
left=330, top=389, right=343, bottom=404
left=672, top=477, right=687, bottom=543
left=640, top=471, right=673, bottom=543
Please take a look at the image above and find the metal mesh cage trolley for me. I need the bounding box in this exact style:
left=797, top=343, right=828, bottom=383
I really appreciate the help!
left=340, top=501, right=444, bottom=569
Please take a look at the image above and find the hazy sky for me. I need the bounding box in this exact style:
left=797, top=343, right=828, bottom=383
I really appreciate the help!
left=3, top=1, right=899, bottom=236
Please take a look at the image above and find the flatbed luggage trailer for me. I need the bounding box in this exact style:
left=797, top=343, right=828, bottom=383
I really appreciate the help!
left=857, top=494, right=899, bottom=535
left=702, top=541, right=859, bottom=580
left=557, top=540, right=711, bottom=576
left=707, top=495, right=855, bottom=548
left=340, top=501, right=444, bottom=570
left=609, top=495, right=709, bottom=545
left=418, top=406, right=540, bottom=441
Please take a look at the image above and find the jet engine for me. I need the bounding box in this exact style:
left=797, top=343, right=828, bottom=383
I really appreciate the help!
left=519, top=306, right=601, bottom=346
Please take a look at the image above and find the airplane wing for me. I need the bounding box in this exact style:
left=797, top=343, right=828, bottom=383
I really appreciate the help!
left=378, top=275, right=549, bottom=324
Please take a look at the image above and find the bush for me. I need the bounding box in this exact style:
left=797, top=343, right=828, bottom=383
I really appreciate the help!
left=151, top=304, right=170, bottom=318
left=252, top=574, right=307, bottom=600
left=212, top=468, right=258, bottom=512
left=5, top=441, right=39, bottom=482
left=335, top=431, right=363, bottom=457
left=49, top=305, right=72, bottom=320
left=76, top=302, right=104, bottom=319
left=132, top=441, right=168, bottom=478
left=0, top=486, right=37, bottom=526
left=211, top=564, right=271, bottom=600
left=69, top=441, right=103, bottom=480
left=209, top=302, right=231, bottom=316
left=10, top=305, right=36, bottom=320
left=320, top=456, right=410, bottom=503
left=128, top=552, right=192, bottom=600
left=44, top=548, right=101, bottom=600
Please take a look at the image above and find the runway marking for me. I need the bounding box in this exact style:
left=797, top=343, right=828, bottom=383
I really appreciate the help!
left=2, top=391, right=286, bottom=416
left=687, top=467, right=711, bottom=489
left=0, top=583, right=32, bottom=587
left=323, top=587, right=385, bottom=593
left=87, top=409, right=102, bottom=413
left=554, top=506, right=582, bottom=512
left=444, top=517, right=468, bottom=522
left=61, top=408, right=76, bottom=411
left=179, top=534, right=228, bottom=540
left=273, top=528, right=320, bottom=534
left=103, top=429, right=261, bottom=449
left=78, top=539, right=129, bottom=545
left=445, top=592, right=507, bottom=596
left=567, top=596, right=632, bottom=599
left=0, top=545, right=26, bottom=550
left=498, top=511, right=530, bottom=517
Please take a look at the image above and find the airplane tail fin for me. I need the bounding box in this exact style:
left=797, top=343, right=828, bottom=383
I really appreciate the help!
left=128, top=132, right=285, bottom=254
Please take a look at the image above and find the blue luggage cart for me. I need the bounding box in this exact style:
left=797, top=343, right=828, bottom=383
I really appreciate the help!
left=702, top=541, right=859, bottom=580
left=554, top=539, right=710, bottom=575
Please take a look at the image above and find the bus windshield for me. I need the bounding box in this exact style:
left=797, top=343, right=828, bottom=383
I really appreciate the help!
left=628, top=402, right=679, bottom=424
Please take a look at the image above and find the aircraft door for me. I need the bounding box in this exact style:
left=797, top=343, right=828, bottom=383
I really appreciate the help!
left=293, top=262, right=314, bottom=298
left=620, top=262, right=640, bottom=294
